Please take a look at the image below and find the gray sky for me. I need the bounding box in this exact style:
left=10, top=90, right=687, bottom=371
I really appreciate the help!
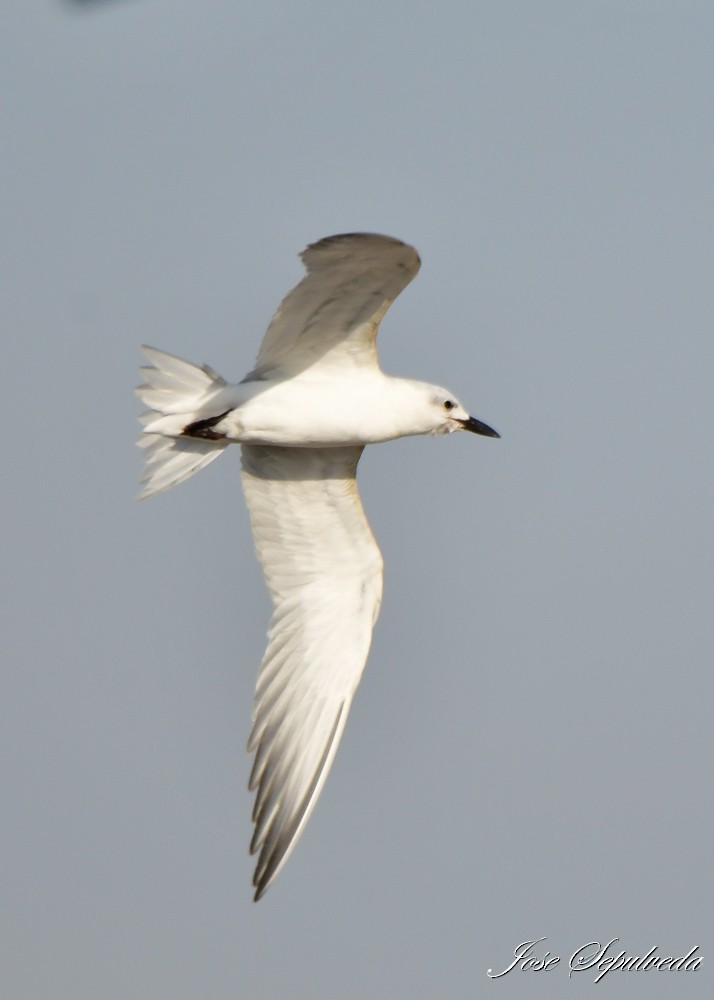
left=2, top=2, right=712, bottom=998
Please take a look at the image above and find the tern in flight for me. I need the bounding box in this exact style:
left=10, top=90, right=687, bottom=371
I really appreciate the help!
left=136, top=233, right=499, bottom=900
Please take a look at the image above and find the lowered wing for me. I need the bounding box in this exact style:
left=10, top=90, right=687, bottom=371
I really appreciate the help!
left=240, top=444, right=384, bottom=899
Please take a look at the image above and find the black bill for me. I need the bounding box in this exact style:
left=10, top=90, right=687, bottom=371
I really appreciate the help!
left=457, top=416, right=500, bottom=438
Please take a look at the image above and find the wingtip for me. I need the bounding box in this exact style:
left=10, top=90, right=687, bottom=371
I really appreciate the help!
left=300, top=232, right=420, bottom=273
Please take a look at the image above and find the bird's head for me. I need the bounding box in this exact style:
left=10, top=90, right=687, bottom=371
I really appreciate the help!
left=425, top=386, right=500, bottom=439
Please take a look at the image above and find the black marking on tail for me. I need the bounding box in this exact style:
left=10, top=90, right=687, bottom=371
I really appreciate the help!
left=182, top=410, right=231, bottom=440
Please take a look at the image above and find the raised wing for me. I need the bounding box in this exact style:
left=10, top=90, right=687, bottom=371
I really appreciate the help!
left=240, top=444, right=384, bottom=900
left=246, top=233, right=421, bottom=379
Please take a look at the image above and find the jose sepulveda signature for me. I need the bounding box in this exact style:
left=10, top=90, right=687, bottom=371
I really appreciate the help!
left=487, top=937, right=702, bottom=982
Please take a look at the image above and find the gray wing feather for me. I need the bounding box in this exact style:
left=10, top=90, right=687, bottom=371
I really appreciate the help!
left=246, top=233, right=421, bottom=379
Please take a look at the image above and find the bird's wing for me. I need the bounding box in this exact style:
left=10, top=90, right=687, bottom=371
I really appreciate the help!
left=240, top=444, right=384, bottom=900
left=246, top=233, right=421, bottom=379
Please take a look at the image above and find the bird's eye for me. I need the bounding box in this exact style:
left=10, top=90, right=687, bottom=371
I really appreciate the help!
left=443, top=400, right=455, bottom=411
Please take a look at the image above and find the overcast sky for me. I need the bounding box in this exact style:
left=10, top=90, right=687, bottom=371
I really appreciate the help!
left=2, top=2, right=712, bottom=999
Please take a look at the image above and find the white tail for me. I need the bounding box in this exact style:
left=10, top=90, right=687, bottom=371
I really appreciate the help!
left=136, top=346, right=230, bottom=499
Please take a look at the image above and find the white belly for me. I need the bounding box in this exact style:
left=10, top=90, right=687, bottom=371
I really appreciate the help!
left=221, top=371, right=405, bottom=447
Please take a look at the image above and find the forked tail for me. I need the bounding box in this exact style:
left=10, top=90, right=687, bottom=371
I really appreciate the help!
left=135, top=346, right=230, bottom=499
